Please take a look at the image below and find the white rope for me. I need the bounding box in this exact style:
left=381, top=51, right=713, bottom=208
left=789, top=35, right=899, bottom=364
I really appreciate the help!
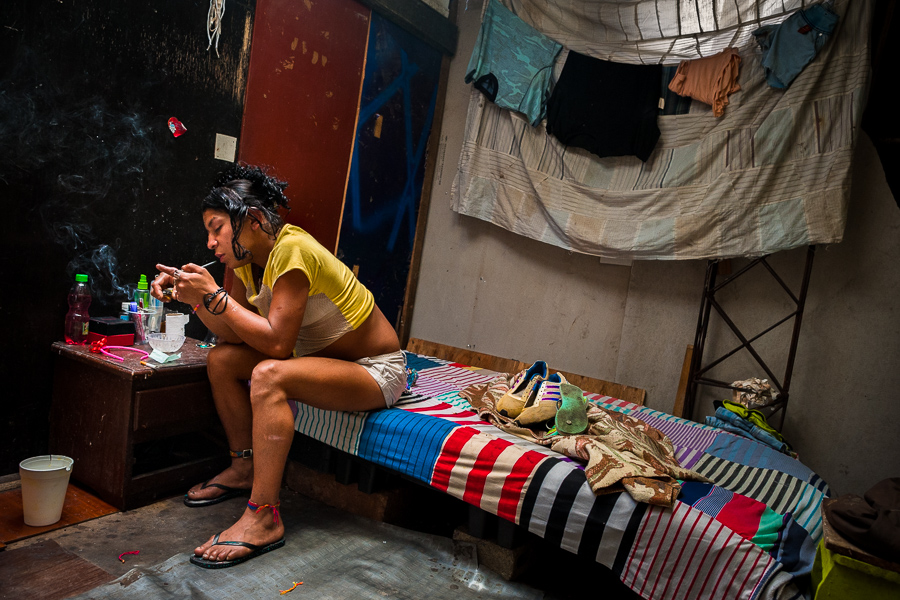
left=207, top=0, right=225, bottom=57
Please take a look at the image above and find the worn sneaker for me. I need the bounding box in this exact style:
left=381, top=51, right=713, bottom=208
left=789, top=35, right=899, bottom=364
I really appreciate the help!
left=496, top=361, right=548, bottom=418
left=515, top=373, right=569, bottom=427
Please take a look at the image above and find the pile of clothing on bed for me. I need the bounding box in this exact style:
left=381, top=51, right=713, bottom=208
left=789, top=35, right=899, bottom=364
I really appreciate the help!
left=706, top=399, right=797, bottom=458
left=459, top=361, right=707, bottom=508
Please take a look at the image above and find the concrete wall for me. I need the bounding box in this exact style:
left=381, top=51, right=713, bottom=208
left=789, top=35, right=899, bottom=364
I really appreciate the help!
left=409, top=0, right=900, bottom=496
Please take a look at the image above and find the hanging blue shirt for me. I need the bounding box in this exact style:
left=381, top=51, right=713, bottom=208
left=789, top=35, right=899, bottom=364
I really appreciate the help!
left=465, top=0, right=562, bottom=126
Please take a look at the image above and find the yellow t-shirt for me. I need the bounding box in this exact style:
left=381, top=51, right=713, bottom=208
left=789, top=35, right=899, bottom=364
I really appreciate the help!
left=234, top=225, right=374, bottom=356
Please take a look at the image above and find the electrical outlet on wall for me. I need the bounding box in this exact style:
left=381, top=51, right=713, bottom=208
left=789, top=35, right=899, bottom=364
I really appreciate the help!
left=214, top=133, right=237, bottom=162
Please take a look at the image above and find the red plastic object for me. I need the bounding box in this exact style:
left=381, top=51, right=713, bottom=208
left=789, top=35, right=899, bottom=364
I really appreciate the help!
left=168, top=117, right=187, bottom=137
left=88, top=337, right=148, bottom=361
left=87, top=331, right=134, bottom=347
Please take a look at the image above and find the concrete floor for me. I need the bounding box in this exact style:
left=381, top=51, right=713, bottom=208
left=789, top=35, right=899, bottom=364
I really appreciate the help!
left=4, top=481, right=640, bottom=600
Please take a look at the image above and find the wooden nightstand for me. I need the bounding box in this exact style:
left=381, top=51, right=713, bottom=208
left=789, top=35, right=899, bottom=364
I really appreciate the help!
left=49, top=340, right=228, bottom=510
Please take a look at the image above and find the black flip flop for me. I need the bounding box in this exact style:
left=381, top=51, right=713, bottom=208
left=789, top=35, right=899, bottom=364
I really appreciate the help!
left=190, top=532, right=285, bottom=569
left=183, top=480, right=251, bottom=507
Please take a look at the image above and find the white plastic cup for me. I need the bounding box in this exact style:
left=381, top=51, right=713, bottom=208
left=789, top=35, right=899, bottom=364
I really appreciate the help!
left=19, top=455, right=74, bottom=526
left=165, top=312, right=190, bottom=337
left=147, top=305, right=164, bottom=334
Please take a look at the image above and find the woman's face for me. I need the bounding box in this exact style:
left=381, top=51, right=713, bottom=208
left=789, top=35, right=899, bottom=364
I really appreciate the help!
left=204, top=209, right=249, bottom=268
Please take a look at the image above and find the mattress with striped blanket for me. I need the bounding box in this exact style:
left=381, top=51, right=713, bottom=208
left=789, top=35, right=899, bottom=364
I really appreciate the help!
left=288, top=352, right=828, bottom=600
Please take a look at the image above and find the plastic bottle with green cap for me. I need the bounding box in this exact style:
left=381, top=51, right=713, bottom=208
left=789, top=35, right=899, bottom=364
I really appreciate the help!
left=64, top=273, right=92, bottom=344
left=135, top=274, right=150, bottom=309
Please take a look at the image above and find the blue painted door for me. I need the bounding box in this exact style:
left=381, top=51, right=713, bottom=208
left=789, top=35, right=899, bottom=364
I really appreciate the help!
left=337, top=13, right=442, bottom=329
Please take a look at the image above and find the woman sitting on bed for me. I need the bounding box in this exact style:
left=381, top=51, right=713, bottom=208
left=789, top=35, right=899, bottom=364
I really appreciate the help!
left=151, top=163, right=404, bottom=569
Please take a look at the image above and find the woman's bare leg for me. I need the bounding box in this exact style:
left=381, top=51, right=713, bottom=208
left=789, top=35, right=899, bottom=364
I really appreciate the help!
left=185, top=343, right=268, bottom=502
left=194, top=356, right=386, bottom=563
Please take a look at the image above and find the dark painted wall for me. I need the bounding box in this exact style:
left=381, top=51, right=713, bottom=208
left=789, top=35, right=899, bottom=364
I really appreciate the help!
left=0, top=0, right=254, bottom=475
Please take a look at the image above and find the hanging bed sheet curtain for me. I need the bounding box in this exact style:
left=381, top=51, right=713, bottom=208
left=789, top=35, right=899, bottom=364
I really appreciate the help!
left=450, top=0, right=872, bottom=260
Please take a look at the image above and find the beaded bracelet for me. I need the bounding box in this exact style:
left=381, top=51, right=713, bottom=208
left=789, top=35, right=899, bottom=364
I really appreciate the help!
left=191, top=303, right=201, bottom=314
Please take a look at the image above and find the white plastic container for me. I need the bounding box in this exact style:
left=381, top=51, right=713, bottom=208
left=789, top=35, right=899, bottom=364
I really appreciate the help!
left=165, top=312, right=189, bottom=337
left=19, top=455, right=74, bottom=526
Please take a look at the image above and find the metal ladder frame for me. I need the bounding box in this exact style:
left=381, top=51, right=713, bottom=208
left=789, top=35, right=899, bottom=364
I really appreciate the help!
left=683, top=246, right=816, bottom=431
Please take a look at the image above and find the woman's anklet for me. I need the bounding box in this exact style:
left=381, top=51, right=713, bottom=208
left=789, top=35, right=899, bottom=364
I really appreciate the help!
left=248, top=500, right=281, bottom=525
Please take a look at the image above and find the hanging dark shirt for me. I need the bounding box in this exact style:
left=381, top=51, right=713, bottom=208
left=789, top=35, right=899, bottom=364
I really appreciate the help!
left=546, top=51, right=662, bottom=162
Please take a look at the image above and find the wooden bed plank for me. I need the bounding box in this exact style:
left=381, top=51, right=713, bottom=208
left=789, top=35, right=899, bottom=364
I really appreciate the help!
left=406, top=338, right=646, bottom=405
left=672, top=344, right=694, bottom=418
left=406, top=338, right=527, bottom=375
left=553, top=369, right=646, bottom=407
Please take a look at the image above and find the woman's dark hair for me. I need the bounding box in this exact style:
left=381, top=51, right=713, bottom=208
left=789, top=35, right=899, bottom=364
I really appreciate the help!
left=202, top=163, right=291, bottom=261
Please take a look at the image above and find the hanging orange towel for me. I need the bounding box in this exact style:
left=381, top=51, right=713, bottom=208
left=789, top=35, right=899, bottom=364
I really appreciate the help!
left=668, top=48, right=742, bottom=117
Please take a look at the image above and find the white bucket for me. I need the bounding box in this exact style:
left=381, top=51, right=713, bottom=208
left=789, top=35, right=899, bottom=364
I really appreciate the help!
left=19, top=455, right=74, bottom=526
left=165, top=312, right=189, bottom=337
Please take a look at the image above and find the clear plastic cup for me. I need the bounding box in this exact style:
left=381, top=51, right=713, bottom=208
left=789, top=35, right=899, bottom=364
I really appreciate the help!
left=129, top=307, right=162, bottom=343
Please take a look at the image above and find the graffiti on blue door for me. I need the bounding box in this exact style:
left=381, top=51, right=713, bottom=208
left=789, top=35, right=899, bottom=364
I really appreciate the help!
left=338, top=14, right=442, bottom=328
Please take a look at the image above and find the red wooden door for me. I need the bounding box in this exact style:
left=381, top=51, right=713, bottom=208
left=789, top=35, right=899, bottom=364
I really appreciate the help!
left=238, top=0, right=370, bottom=251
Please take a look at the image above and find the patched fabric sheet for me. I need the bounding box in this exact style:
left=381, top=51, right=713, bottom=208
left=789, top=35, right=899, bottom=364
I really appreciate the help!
left=451, top=0, right=870, bottom=260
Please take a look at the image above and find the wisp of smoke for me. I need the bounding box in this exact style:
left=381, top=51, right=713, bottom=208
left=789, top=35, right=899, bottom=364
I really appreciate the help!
left=66, top=242, right=135, bottom=303
left=2, top=48, right=159, bottom=305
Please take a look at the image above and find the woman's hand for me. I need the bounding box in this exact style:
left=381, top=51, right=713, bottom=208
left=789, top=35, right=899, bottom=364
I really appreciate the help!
left=154, top=263, right=217, bottom=308
left=149, top=268, right=175, bottom=302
